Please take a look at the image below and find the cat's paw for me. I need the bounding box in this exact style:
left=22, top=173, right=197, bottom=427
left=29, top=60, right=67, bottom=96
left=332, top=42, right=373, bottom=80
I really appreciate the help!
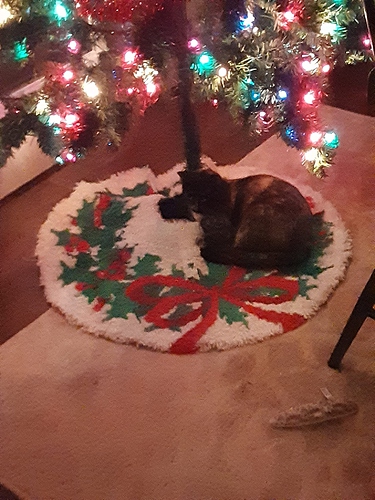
left=158, top=195, right=195, bottom=221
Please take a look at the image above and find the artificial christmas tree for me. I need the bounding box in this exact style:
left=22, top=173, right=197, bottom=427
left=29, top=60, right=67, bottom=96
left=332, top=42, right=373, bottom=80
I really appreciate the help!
left=0, top=0, right=372, bottom=176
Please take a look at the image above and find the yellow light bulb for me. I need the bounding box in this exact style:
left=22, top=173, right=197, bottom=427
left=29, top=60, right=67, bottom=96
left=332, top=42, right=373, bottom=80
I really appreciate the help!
left=0, top=5, right=13, bottom=26
left=304, top=148, right=318, bottom=162
left=82, top=79, right=100, bottom=99
left=35, top=99, right=49, bottom=115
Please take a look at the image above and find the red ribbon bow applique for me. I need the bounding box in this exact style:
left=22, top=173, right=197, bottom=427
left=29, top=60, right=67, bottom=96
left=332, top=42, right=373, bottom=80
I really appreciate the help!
left=126, top=267, right=305, bottom=354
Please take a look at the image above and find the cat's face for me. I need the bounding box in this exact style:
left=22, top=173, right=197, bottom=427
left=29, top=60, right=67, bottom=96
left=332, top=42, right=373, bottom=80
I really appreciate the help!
left=178, top=168, right=229, bottom=213
left=179, top=169, right=223, bottom=197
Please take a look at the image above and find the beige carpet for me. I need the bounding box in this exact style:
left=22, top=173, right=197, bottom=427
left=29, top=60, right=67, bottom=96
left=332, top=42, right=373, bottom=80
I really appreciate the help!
left=0, top=106, right=374, bottom=500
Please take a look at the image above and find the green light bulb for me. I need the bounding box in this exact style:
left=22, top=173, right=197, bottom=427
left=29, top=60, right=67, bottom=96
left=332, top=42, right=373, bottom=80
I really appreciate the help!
left=54, top=0, right=70, bottom=21
left=323, top=131, right=339, bottom=149
left=13, top=39, right=29, bottom=61
left=193, top=51, right=216, bottom=77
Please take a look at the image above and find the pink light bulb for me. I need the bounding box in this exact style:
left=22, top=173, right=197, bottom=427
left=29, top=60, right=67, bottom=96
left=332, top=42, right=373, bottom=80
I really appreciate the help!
left=301, top=60, right=312, bottom=72
left=66, top=152, right=77, bottom=162
left=363, top=36, right=371, bottom=48
left=321, top=63, right=331, bottom=73
left=67, top=39, right=81, bottom=54
left=283, top=10, right=295, bottom=22
left=123, top=49, right=137, bottom=66
left=303, top=90, right=316, bottom=105
left=146, top=82, right=157, bottom=95
left=188, top=38, right=201, bottom=51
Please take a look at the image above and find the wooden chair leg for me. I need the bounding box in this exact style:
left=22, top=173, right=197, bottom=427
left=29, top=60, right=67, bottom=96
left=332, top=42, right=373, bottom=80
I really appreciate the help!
left=328, top=270, right=375, bottom=370
left=328, top=310, right=368, bottom=370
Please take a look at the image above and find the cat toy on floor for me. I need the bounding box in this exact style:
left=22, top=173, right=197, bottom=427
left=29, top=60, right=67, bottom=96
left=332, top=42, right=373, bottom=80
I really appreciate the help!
left=270, top=388, right=358, bottom=429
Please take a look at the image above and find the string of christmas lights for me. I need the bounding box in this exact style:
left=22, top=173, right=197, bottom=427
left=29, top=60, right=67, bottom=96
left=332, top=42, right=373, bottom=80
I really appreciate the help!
left=187, top=0, right=372, bottom=176
left=0, top=0, right=372, bottom=176
left=0, top=0, right=163, bottom=164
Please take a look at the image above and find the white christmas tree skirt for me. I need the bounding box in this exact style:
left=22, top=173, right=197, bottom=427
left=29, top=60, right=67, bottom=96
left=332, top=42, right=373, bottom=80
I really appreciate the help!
left=36, top=160, right=352, bottom=354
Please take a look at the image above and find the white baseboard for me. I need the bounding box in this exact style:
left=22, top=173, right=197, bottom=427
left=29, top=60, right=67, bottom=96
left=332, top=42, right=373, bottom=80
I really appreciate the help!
left=0, top=135, right=53, bottom=200
left=0, top=77, right=53, bottom=200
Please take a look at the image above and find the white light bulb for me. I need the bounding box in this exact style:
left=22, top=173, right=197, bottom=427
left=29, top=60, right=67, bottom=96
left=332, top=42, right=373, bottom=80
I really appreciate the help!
left=65, top=113, right=79, bottom=126
left=309, top=131, right=322, bottom=144
left=217, top=66, right=228, bottom=78
left=320, top=22, right=337, bottom=36
left=146, top=82, right=157, bottom=95
left=48, top=114, right=61, bottom=125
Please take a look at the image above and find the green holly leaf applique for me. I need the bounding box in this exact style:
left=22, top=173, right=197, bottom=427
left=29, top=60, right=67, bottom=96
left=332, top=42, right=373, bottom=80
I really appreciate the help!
left=243, top=270, right=269, bottom=281
left=171, top=264, right=185, bottom=277
left=122, top=182, right=149, bottom=198
left=219, top=299, right=248, bottom=327
left=75, top=252, right=96, bottom=270
left=297, top=277, right=317, bottom=298
left=198, top=262, right=230, bottom=287
left=144, top=324, right=159, bottom=332
left=95, top=247, right=115, bottom=270
left=96, top=228, right=118, bottom=253
left=249, top=286, right=288, bottom=300
left=52, top=229, right=71, bottom=246
left=292, top=216, right=334, bottom=279
left=101, top=199, right=133, bottom=229
left=107, top=289, right=137, bottom=320
left=97, top=280, right=125, bottom=300
left=158, top=188, right=171, bottom=197
left=167, top=303, right=194, bottom=330
left=59, top=262, right=96, bottom=286
left=81, top=287, right=98, bottom=303
left=132, top=254, right=161, bottom=277
left=80, top=226, right=103, bottom=248
left=76, top=199, right=95, bottom=230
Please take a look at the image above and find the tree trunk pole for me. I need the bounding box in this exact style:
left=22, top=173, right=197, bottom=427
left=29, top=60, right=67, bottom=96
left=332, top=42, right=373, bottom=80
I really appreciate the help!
left=222, top=0, right=246, bottom=33
left=169, top=0, right=202, bottom=172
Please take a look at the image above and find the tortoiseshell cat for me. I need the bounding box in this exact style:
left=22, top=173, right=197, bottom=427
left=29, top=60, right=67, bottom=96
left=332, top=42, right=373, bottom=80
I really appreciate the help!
left=159, top=168, right=321, bottom=270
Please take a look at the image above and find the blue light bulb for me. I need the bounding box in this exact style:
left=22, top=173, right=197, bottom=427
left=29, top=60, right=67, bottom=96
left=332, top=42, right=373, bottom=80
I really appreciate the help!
left=277, top=89, right=288, bottom=100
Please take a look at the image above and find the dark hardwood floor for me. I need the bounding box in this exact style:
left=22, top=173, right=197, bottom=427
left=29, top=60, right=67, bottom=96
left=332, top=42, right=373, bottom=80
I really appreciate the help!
left=0, top=485, right=21, bottom=500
